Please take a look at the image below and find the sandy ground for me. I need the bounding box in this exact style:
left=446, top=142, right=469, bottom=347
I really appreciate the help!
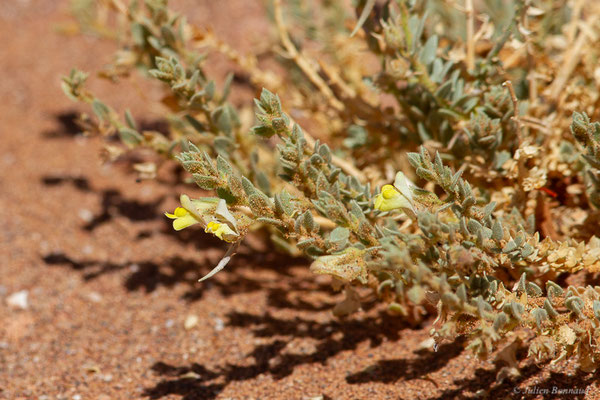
left=1, top=1, right=599, bottom=399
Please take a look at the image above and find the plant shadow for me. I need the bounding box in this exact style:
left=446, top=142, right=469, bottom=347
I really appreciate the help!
left=142, top=309, right=415, bottom=399
left=143, top=318, right=597, bottom=400
left=41, top=174, right=92, bottom=191
left=345, top=342, right=597, bottom=400
left=81, top=188, right=166, bottom=231
left=40, top=171, right=185, bottom=232
left=39, top=160, right=310, bottom=302
left=42, top=110, right=171, bottom=139
left=431, top=365, right=596, bottom=400
left=43, top=248, right=309, bottom=303
left=344, top=338, right=467, bottom=384
left=42, top=111, right=82, bottom=138
left=143, top=362, right=225, bottom=400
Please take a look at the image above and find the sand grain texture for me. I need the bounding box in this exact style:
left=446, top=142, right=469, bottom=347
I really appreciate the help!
left=1, top=1, right=598, bottom=399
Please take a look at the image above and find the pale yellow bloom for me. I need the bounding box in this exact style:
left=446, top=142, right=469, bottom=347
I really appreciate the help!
left=374, top=172, right=417, bottom=213
left=165, top=194, right=219, bottom=231
left=164, top=197, right=244, bottom=285
left=205, top=221, right=238, bottom=243
left=165, top=206, right=201, bottom=231
left=165, top=195, right=240, bottom=243
left=374, top=184, right=413, bottom=211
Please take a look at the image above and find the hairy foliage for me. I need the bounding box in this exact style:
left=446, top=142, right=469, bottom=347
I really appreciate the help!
left=63, top=0, right=600, bottom=374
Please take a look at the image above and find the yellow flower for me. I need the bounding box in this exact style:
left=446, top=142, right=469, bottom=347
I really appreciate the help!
left=374, top=184, right=412, bottom=211
left=165, top=195, right=241, bottom=242
left=205, top=221, right=238, bottom=243
left=165, top=194, right=219, bottom=231
left=165, top=206, right=201, bottom=231
left=374, top=172, right=417, bottom=214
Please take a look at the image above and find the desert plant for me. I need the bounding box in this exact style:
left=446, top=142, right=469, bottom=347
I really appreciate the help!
left=63, top=0, right=600, bottom=374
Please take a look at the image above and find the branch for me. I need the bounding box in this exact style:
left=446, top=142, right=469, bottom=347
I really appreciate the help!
left=273, top=0, right=345, bottom=112
left=465, top=0, right=475, bottom=71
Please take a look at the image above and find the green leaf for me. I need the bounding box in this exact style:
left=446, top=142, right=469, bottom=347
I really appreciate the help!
left=546, top=280, right=564, bottom=298
left=350, top=0, right=376, bottom=37
left=493, top=312, right=508, bottom=331
left=302, top=210, right=317, bottom=232
left=124, top=110, right=137, bottom=130
left=211, top=104, right=239, bottom=135
left=502, top=239, right=517, bottom=253
left=241, top=176, right=256, bottom=196
left=344, top=125, right=367, bottom=149
left=221, top=73, right=234, bottom=103
left=407, top=152, right=421, bottom=169
left=594, top=300, right=600, bottom=320
left=544, top=299, right=559, bottom=318
left=527, top=282, right=543, bottom=297
left=118, top=127, right=143, bottom=147
left=92, top=99, right=111, bottom=122
left=184, top=114, right=206, bottom=133
left=193, top=174, right=220, bottom=190
left=532, top=308, right=548, bottom=330
left=330, top=227, right=350, bottom=242
left=213, top=136, right=235, bottom=155
left=419, top=35, right=438, bottom=65
left=216, top=155, right=233, bottom=178
left=249, top=194, right=274, bottom=217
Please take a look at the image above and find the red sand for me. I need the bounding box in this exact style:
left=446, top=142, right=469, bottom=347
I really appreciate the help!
left=1, top=1, right=598, bottom=399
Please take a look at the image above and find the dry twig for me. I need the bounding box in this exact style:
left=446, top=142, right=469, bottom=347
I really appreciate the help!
left=273, top=0, right=344, bottom=112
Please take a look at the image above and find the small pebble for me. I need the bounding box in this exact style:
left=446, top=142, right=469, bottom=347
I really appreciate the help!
left=214, top=317, right=224, bottom=332
left=78, top=209, right=94, bottom=223
left=87, top=292, right=102, bottom=303
left=72, top=395, right=81, bottom=400
left=184, top=315, right=199, bottom=330
left=417, top=337, right=435, bottom=351
left=7, top=290, right=29, bottom=309
left=165, top=319, right=175, bottom=328
left=82, top=245, right=94, bottom=255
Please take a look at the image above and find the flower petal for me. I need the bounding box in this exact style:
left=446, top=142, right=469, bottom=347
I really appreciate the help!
left=393, top=172, right=414, bottom=203
left=190, top=197, right=220, bottom=213
left=205, top=221, right=238, bottom=242
left=180, top=194, right=205, bottom=222
left=173, top=207, right=188, bottom=217
left=215, top=199, right=238, bottom=230
left=172, top=213, right=200, bottom=231
left=374, top=185, right=412, bottom=211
